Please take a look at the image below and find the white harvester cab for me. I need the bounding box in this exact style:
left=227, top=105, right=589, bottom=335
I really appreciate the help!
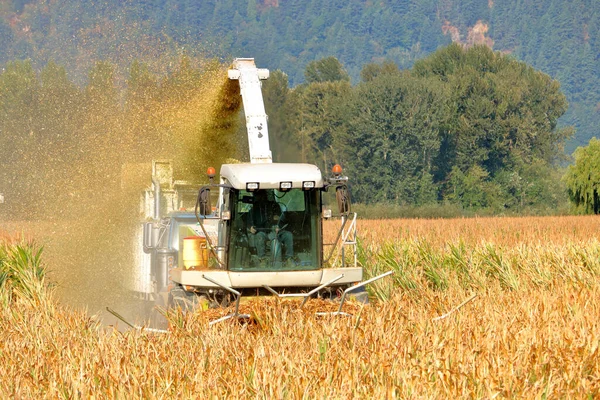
left=133, top=59, right=372, bottom=312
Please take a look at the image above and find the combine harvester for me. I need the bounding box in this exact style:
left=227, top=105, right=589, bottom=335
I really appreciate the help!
left=131, top=59, right=391, bottom=324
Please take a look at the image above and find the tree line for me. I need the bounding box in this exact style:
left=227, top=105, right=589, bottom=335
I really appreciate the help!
left=0, top=44, right=591, bottom=218
left=264, top=45, right=572, bottom=213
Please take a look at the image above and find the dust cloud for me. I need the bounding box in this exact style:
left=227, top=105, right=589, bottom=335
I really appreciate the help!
left=0, top=57, right=243, bottom=321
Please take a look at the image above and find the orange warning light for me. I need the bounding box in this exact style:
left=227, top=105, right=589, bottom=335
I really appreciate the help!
left=207, top=167, right=216, bottom=178
left=332, top=164, right=343, bottom=176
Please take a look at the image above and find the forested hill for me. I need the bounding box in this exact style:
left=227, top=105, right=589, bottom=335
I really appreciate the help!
left=0, top=0, right=598, bottom=151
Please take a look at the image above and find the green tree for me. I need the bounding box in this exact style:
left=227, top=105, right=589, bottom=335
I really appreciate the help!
left=160, top=54, right=202, bottom=103
left=86, top=61, right=118, bottom=110
left=360, top=60, right=400, bottom=82
left=304, top=56, right=350, bottom=84
left=563, top=138, right=600, bottom=213
left=446, top=165, right=502, bottom=210
left=261, top=70, right=299, bottom=162
left=289, top=79, right=351, bottom=169
left=339, top=72, right=443, bottom=204
left=413, top=44, right=570, bottom=198
left=246, top=0, right=257, bottom=21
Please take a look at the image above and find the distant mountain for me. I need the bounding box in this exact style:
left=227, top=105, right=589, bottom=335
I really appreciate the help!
left=0, top=0, right=598, bottom=152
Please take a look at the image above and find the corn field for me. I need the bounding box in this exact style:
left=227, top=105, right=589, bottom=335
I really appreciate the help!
left=1, top=216, right=600, bottom=398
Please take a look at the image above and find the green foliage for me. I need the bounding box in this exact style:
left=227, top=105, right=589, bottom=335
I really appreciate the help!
left=0, top=60, right=86, bottom=216
left=261, top=70, right=300, bottom=163
left=0, top=240, right=47, bottom=303
left=351, top=203, right=469, bottom=220
left=415, top=44, right=569, bottom=177
left=0, top=47, right=575, bottom=217
left=359, top=61, right=400, bottom=82
left=340, top=71, right=443, bottom=204
left=86, top=61, right=117, bottom=107
left=289, top=79, right=351, bottom=168
left=493, top=160, right=568, bottom=212
left=447, top=165, right=500, bottom=209
left=304, top=56, right=350, bottom=84
left=563, top=138, right=600, bottom=214
left=282, top=49, right=571, bottom=213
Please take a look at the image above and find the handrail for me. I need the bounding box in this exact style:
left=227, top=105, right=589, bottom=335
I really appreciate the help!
left=315, top=271, right=394, bottom=317
left=202, top=274, right=250, bottom=325
left=330, top=213, right=358, bottom=268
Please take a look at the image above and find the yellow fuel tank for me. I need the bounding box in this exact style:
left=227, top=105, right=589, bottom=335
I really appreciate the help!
left=182, top=236, right=209, bottom=270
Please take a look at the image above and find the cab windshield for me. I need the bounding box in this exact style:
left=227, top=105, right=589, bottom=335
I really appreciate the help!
left=228, top=188, right=320, bottom=271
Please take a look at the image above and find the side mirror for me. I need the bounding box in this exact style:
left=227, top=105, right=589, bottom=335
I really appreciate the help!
left=198, top=187, right=212, bottom=216
left=336, top=185, right=351, bottom=215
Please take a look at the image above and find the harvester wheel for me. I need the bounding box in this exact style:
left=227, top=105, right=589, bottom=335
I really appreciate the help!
left=168, top=286, right=199, bottom=312
left=322, top=286, right=369, bottom=304
left=348, top=287, right=369, bottom=304
left=149, top=291, right=168, bottom=329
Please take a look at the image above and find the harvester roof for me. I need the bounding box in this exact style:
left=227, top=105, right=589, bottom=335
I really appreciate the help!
left=220, top=163, right=325, bottom=190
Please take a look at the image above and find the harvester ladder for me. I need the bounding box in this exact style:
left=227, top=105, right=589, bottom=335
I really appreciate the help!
left=333, top=212, right=358, bottom=269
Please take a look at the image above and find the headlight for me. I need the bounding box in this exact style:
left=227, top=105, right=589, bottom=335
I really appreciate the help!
left=279, top=181, right=292, bottom=191
left=302, top=181, right=315, bottom=190
left=246, top=182, right=259, bottom=191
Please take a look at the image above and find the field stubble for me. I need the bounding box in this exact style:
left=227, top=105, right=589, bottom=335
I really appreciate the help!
left=1, top=215, right=600, bottom=398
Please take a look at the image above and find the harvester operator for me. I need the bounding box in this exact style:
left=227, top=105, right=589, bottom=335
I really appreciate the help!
left=247, top=190, right=295, bottom=264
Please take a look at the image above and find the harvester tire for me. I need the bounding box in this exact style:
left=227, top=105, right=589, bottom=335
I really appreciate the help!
left=149, top=291, right=168, bottom=329
left=168, top=286, right=199, bottom=312
left=348, top=288, right=369, bottom=304
left=327, top=286, right=369, bottom=304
